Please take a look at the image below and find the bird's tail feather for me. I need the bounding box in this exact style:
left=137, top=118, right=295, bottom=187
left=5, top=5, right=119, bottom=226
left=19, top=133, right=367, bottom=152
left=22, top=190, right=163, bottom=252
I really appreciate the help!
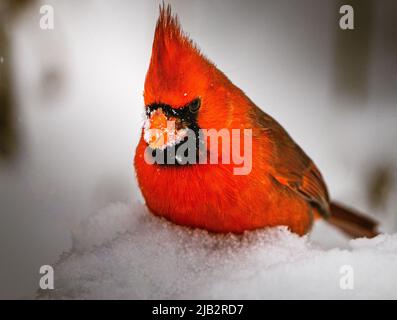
left=327, top=202, right=379, bottom=238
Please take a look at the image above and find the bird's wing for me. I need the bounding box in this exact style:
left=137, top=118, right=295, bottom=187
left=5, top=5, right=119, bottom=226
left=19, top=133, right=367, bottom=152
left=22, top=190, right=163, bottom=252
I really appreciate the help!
left=252, top=106, right=330, bottom=217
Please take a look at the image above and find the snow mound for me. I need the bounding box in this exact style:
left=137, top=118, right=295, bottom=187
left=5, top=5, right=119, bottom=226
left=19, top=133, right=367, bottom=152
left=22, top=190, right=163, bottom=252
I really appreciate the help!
left=43, top=203, right=397, bottom=299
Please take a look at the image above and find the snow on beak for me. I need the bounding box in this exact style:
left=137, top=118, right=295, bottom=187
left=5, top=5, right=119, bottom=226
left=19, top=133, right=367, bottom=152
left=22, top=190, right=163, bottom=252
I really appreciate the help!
left=143, top=108, right=188, bottom=150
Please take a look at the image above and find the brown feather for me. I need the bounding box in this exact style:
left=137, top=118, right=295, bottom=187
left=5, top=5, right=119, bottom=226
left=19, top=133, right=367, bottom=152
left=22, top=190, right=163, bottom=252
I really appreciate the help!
left=251, top=105, right=330, bottom=217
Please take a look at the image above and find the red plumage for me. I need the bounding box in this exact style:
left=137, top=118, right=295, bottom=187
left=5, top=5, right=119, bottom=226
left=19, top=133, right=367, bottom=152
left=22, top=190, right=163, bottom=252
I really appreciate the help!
left=134, top=5, right=378, bottom=237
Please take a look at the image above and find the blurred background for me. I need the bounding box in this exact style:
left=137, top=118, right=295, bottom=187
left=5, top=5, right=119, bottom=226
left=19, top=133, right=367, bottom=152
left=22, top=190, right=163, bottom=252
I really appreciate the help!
left=0, top=0, right=396, bottom=299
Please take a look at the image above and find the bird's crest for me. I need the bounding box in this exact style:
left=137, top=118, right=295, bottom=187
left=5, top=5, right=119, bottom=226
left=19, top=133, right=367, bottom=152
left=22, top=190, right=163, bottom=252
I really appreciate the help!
left=144, top=4, right=215, bottom=108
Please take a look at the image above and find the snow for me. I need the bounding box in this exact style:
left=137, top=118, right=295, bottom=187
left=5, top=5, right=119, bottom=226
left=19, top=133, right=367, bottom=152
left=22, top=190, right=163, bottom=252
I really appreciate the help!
left=143, top=109, right=189, bottom=151
left=40, top=202, right=397, bottom=300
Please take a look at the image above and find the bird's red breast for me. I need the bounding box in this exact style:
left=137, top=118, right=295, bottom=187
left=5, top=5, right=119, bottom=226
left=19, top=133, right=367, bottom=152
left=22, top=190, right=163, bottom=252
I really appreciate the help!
left=134, top=5, right=329, bottom=235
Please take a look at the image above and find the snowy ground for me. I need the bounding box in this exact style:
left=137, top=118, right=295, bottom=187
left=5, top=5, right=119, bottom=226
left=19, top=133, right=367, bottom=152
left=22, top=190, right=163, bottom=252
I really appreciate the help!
left=39, top=202, right=397, bottom=300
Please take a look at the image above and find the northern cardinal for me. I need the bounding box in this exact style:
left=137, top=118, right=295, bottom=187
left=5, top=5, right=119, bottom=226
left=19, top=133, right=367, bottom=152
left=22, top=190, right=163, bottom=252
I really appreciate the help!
left=134, top=5, right=378, bottom=238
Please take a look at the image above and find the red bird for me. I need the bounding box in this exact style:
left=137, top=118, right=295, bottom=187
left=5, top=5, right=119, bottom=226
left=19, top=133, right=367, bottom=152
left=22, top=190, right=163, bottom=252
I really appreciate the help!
left=134, top=5, right=378, bottom=237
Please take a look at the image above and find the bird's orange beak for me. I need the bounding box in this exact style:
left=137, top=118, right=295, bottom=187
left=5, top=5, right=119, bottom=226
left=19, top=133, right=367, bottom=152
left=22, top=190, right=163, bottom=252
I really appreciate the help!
left=143, top=108, right=188, bottom=150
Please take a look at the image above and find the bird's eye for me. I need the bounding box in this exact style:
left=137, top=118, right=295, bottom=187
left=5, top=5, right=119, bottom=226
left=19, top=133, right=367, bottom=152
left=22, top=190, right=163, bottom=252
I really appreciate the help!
left=188, top=98, right=201, bottom=113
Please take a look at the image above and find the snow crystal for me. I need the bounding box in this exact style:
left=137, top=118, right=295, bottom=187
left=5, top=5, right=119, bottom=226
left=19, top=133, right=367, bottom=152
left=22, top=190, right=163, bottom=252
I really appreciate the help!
left=143, top=109, right=188, bottom=150
left=41, top=203, right=397, bottom=299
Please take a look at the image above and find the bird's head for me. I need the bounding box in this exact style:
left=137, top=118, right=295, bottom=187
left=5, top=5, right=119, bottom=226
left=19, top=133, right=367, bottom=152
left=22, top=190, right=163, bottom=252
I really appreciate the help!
left=143, top=5, right=248, bottom=152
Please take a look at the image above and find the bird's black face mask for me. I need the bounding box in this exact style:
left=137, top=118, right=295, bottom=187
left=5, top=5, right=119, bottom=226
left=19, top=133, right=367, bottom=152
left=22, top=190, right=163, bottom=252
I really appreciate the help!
left=143, top=98, right=204, bottom=165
